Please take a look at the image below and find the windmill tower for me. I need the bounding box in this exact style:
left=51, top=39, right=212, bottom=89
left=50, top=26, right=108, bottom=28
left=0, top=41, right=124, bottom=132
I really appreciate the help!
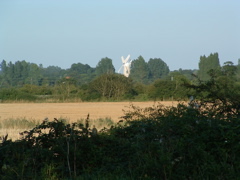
left=118, top=55, right=132, bottom=77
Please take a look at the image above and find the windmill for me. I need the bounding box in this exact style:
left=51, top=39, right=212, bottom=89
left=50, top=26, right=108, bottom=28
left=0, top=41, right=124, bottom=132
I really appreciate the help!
left=118, top=55, right=132, bottom=77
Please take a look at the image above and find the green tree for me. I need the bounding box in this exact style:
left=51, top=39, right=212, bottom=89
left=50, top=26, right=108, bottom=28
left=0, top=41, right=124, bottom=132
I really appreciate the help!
left=0, top=60, right=43, bottom=87
left=148, top=58, right=169, bottom=81
left=67, top=63, right=95, bottom=85
left=95, top=57, right=115, bottom=76
left=236, top=59, right=240, bottom=80
left=0, top=60, right=7, bottom=75
left=54, top=77, right=78, bottom=101
left=198, top=53, right=220, bottom=81
left=129, top=56, right=149, bottom=84
left=27, top=63, right=42, bottom=85
left=41, top=66, right=66, bottom=86
left=147, top=79, right=175, bottom=100
left=90, top=73, right=133, bottom=100
left=173, top=68, right=197, bottom=81
left=0, top=60, right=8, bottom=87
left=222, top=61, right=237, bottom=77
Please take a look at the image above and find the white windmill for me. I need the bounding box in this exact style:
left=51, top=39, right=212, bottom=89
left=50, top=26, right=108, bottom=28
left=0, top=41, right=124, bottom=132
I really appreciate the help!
left=118, top=55, right=132, bottom=77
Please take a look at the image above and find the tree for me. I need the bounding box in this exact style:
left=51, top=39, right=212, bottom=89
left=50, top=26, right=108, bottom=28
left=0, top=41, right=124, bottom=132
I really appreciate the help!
left=0, top=60, right=7, bottom=75
left=148, top=58, right=169, bottom=81
left=185, top=71, right=240, bottom=118
left=27, top=63, right=42, bottom=85
left=0, top=60, right=8, bottom=87
left=95, top=57, right=115, bottom=76
left=41, top=66, right=66, bottom=86
left=236, top=59, right=240, bottom=81
left=90, top=73, right=133, bottom=100
left=147, top=70, right=192, bottom=101
left=222, top=61, right=237, bottom=77
left=67, top=63, right=95, bottom=85
left=129, top=56, right=149, bottom=84
left=198, top=53, right=220, bottom=81
left=70, top=63, right=92, bottom=74
left=174, top=68, right=197, bottom=81
left=54, top=77, right=78, bottom=100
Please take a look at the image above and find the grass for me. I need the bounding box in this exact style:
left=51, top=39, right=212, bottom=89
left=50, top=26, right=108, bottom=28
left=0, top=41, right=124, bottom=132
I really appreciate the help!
left=0, top=118, right=40, bottom=141
left=0, top=117, right=40, bottom=129
left=0, top=117, right=115, bottom=141
left=77, top=117, right=114, bottom=129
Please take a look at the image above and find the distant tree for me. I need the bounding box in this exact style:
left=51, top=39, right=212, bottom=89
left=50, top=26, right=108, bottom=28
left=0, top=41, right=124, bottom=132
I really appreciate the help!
left=129, top=56, right=149, bottom=84
left=70, top=63, right=93, bottom=74
left=148, top=72, right=191, bottom=101
left=95, top=57, right=115, bottom=76
left=41, top=66, right=66, bottom=86
left=25, top=63, right=42, bottom=85
left=148, top=79, right=175, bottom=100
left=0, top=60, right=8, bottom=86
left=222, top=61, right=237, bottom=77
left=54, top=77, right=78, bottom=100
left=176, top=68, right=197, bottom=81
left=0, top=60, right=45, bottom=87
left=0, top=60, right=7, bottom=75
left=236, top=59, right=240, bottom=80
left=90, top=73, right=132, bottom=100
left=198, top=53, right=220, bottom=81
left=148, top=58, right=169, bottom=81
left=67, top=63, right=95, bottom=85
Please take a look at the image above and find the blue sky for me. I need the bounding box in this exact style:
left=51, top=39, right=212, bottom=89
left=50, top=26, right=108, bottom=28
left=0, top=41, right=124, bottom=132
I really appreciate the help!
left=1, top=0, right=239, bottom=71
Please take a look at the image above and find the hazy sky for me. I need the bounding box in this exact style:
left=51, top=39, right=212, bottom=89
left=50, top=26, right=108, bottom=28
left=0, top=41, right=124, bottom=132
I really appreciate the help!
left=1, top=0, right=239, bottom=71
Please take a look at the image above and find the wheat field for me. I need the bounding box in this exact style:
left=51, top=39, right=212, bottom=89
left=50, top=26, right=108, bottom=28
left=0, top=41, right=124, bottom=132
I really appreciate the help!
left=0, top=101, right=179, bottom=140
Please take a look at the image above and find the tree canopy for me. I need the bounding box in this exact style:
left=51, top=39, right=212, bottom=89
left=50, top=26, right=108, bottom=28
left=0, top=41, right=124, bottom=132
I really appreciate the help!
left=129, top=56, right=150, bottom=84
left=148, top=58, right=170, bottom=81
left=198, top=53, right=220, bottom=81
left=95, top=57, right=115, bottom=76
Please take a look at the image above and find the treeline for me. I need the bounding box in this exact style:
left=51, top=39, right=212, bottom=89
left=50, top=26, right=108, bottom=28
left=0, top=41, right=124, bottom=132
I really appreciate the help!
left=0, top=53, right=240, bottom=102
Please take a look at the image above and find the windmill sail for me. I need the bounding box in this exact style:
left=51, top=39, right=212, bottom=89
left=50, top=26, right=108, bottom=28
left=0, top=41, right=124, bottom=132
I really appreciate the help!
left=119, top=55, right=132, bottom=77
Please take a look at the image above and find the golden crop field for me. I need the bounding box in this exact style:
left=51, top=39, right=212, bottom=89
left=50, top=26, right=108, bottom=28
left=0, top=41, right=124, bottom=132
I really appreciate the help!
left=0, top=101, right=179, bottom=140
left=0, top=101, right=179, bottom=122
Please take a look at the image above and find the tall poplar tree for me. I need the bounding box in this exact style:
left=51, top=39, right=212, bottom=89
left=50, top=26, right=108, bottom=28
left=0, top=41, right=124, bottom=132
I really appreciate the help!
left=198, top=53, right=220, bottom=81
left=129, top=56, right=149, bottom=84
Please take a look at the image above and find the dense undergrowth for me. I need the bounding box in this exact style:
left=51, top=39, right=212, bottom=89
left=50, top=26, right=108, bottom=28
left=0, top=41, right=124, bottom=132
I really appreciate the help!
left=0, top=101, right=240, bottom=179
left=1, top=75, right=240, bottom=179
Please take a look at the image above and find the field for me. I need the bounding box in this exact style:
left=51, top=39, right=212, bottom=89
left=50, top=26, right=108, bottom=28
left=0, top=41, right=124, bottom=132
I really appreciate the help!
left=0, top=101, right=179, bottom=140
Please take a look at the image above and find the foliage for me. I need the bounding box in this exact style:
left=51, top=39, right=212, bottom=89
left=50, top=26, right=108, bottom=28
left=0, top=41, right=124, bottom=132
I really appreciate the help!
left=1, top=53, right=239, bottom=102
left=185, top=70, right=240, bottom=119
left=0, top=88, right=37, bottom=101
left=198, top=53, right=221, bottom=81
left=95, top=57, right=115, bottom=76
left=148, top=76, right=192, bottom=101
left=89, top=73, right=134, bottom=100
left=148, top=58, right=170, bottom=81
left=40, top=65, right=66, bottom=86
left=67, top=63, right=96, bottom=85
left=171, top=68, right=197, bottom=81
left=129, top=56, right=150, bottom=84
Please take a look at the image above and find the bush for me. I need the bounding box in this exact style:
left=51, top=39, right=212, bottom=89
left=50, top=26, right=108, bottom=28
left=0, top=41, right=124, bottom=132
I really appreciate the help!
left=0, top=88, right=37, bottom=102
